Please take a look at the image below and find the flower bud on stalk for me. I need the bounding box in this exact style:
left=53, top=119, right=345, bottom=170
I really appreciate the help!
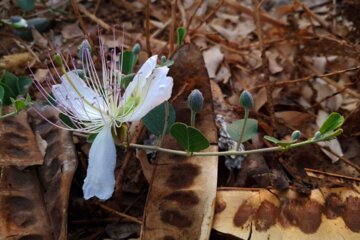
left=313, top=131, right=322, bottom=140
left=239, top=90, right=254, bottom=110
left=78, top=39, right=92, bottom=61
left=53, top=53, right=63, bottom=67
left=236, top=90, right=253, bottom=151
left=187, top=89, right=204, bottom=113
left=161, top=55, right=167, bottom=65
left=132, top=43, right=141, bottom=55
left=187, top=89, right=204, bottom=127
left=9, top=16, right=28, bottom=28
left=291, top=130, right=301, bottom=141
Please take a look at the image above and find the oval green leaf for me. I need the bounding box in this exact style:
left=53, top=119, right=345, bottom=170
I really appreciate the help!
left=17, top=76, right=32, bottom=95
left=319, top=112, right=344, bottom=134
left=177, top=27, right=186, bottom=47
left=227, top=119, right=258, bottom=143
left=142, top=102, right=176, bottom=136
left=170, top=122, right=209, bottom=152
left=0, top=71, right=19, bottom=105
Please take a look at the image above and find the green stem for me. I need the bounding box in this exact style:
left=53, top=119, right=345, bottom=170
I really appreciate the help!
left=190, top=110, right=196, bottom=127
left=158, top=101, right=169, bottom=147
left=128, top=138, right=319, bottom=157
left=0, top=111, right=17, bottom=120
left=237, top=108, right=249, bottom=151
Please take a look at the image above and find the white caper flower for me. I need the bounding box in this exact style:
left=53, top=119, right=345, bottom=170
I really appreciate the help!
left=34, top=41, right=173, bottom=200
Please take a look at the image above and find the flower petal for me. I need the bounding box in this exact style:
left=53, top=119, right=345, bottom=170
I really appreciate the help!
left=123, top=55, right=158, bottom=99
left=126, top=66, right=173, bottom=121
left=52, top=71, right=107, bottom=121
left=83, top=126, right=116, bottom=200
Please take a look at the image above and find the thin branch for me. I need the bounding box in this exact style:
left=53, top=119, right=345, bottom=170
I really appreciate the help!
left=249, top=65, right=360, bottom=99
left=224, top=0, right=288, bottom=29
left=190, top=0, right=225, bottom=34
left=145, top=0, right=152, bottom=57
left=97, top=203, right=142, bottom=224
left=169, top=0, right=177, bottom=55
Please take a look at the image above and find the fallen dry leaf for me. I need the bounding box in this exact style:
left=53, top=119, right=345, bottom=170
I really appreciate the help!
left=0, top=108, right=43, bottom=166
left=213, top=187, right=360, bottom=239
left=202, top=45, right=224, bottom=79
left=61, top=22, right=83, bottom=39
left=141, top=44, right=218, bottom=240
left=275, top=111, right=313, bottom=129
left=0, top=52, right=33, bottom=71
left=0, top=104, right=77, bottom=239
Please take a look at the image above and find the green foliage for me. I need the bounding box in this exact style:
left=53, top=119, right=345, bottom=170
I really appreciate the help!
left=0, top=86, right=4, bottom=105
left=227, top=119, right=258, bottom=143
left=160, top=59, right=174, bottom=67
left=314, top=112, right=344, bottom=141
left=142, top=101, right=176, bottom=136
left=120, top=50, right=137, bottom=75
left=265, top=112, right=345, bottom=149
left=176, top=27, right=186, bottom=47
left=118, top=45, right=141, bottom=88
left=319, top=112, right=344, bottom=134
left=16, top=0, right=36, bottom=11
left=18, top=76, right=32, bottom=95
left=0, top=71, right=32, bottom=105
left=263, top=135, right=293, bottom=149
left=87, top=133, right=98, bottom=143
left=11, top=94, right=31, bottom=112
left=170, top=122, right=209, bottom=152
left=59, top=113, right=76, bottom=129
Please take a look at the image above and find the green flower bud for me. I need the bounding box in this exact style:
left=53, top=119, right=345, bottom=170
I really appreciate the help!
left=78, top=39, right=92, bottom=61
left=161, top=55, right=167, bottom=65
left=291, top=130, right=301, bottom=141
left=187, top=89, right=204, bottom=113
left=9, top=16, right=28, bottom=28
left=132, top=43, right=141, bottom=55
left=239, top=90, right=254, bottom=109
left=53, top=53, right=63, bottom=67
left=313, top=131, right=322, bottom=140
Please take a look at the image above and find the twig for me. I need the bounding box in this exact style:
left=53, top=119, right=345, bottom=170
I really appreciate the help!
left=71, top=0, right=88, bottom=36
left=78, top=4, right=110, bottom=30
left=151, top=19, right=171, bottom=39
left=190, top=0, right=225, bottom=34
left=294, top=0, right=339, bottom=38
left=98, top=203, right=142, bottom=224
left=224, top=0, right=288, bottom=29
left=305, top=62, right=360, bottom=99
left=253, top=0, right=276, bottom=134
left=249, top=65, right=360, bottom=99
left=145, top=0, right=152, bottom=57
left=177, top=0, right=187, bottom=28
left=169, top=0, right=177, bottom=55
left=321, top=147, right=360, bottom=172
left=186, top=0, right=204, bottom=32
left=305, top=168, right=360, bottom=182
